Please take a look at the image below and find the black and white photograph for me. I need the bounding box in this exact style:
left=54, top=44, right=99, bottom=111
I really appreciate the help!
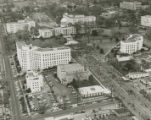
left=0, top=0, right=151, bottom=120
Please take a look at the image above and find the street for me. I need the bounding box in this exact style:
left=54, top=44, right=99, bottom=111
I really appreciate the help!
left=75, top=53, right=151, bottom=120
left=0, top=24, right=22, bottom=120
left=33, top=100, right=118, bottom=120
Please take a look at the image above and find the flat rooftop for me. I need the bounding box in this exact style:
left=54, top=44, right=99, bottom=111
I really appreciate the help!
left=58, top=63, right=84, bottom=73
left=78, top=85, right=111, bottom=95
left=16, top=41, right=70, bottom=52
left=124, top=34, right=142, bottom=43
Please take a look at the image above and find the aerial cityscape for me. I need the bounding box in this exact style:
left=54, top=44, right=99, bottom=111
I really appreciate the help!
left=0, top=0, right=151, bottom=120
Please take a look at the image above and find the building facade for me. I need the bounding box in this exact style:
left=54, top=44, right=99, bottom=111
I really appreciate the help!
left=61, top=13, right=96, bottom=27
left=116, top=55, right=133, bottom=62
left=6, top=19, right=35, bottom=33
left=54, top=26, right=76, bottom=36
left=141, top=15, right=151, bottom=27
left=38, top=28, right=54, bottom=38
left=120, top=1, right=142, bottom=10
left=120, top=34, right=143, bottom=54
left=26, top=70, right=44, bottom=93
left=57, top=63, right=88, bottom=85
left=78, top=85, right=111, bottom=98
left=16, top=42, right=71, bottom=72
left=127, top=72, right=149, bottom=79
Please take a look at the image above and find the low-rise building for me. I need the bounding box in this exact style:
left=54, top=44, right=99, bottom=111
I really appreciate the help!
left=120, top=34, right=143, bottom=54
left=140, top=78, right=151, bottom=86
left=26, top=70, right=44, bottom=93
left=6, top=18, right=35, bottom=33
left=127, top=72, right=149, bottom=79
left=57, top=63, right=89, bottom=85
left=64, top=36, right=78, bottom=45
left=100, top=10, right=117, bottom=19
left=54, top=26, right=76, bottom=36
left=120, top=1, right=142, bottom=10
left=116, top=55, right=133, bottom=62
left=78, top=85, right=111, bottom=98
left=141, top=15, right=151, bottom=27
left=16, top=41, right=71, bottom=71
left=38, top=28, right=53, bottom=38
left=61, top=13, right=96, bottom=27
left=144, top=68, right=151, bottom=73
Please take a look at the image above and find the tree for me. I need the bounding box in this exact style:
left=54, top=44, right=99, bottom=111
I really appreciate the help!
left=123, top=59, right=140, bottom=72
left=96, top=45, right=100, bottom=50
left=38, top=105, right=46, bottom=114
left=15, top=27, right=31, bottom=42
left=71, top=79, right=78, bottom=89
left=30, top=26, right=39, bottom=37
left=83, top=23, right=91, bottom=43
left=100, top=48, right=104, bottom=54
left=3, top=34, right=17, bottom=52
left=42, top=3, right=66, bottom=19
left=91, top=30, right=98, bottom=36
left=26, top=88, right=31, bottom=93
left=140, top=89, right=147, bottom=97
left=145, top=28, right=151, bottom=40
left=129, top=25, right=138, bottom=34
left=23, top=6, right=35, bottom=15
left=74, top=22, right=82, bottom=35
left=112, top=31, right=123, bottom=43
left=89, top=75, right=94, bottom=81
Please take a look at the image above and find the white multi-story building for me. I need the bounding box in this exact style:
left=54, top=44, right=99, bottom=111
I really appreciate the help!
left=6, top=19, right=35, bottom=33
left=57, top=63, right=89, bottom=85
left=141, top=15, right=151, bottom=27
left=38, top=28, right=53, bottom=38
left=16, top=41, right=71, bottom=72
left=61, top=13, right=96, bottom=27
left=120, top=34, right=143, bottom=54
left=54, top=26, right=76, bottom=36
left=120, top=1, right=142, bottom=10
left=26, top=70, right=44, bottom=93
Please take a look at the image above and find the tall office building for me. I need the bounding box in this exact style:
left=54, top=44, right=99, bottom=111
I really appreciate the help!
left=16, top=41, right=71, bottom=71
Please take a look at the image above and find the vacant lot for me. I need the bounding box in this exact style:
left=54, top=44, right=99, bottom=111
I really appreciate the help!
left=47, top=74, right=71, bottom=97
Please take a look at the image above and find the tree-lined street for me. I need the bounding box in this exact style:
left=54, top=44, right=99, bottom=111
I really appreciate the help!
left=0, top=23, right=22, bottom=120
left=74, top=53, right=151, bottom=120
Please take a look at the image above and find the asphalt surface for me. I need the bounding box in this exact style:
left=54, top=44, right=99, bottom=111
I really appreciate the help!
left=75, top=54, right=151, bottom=120
left=0, top=24, right=22, bottom=120
left=32, top=100, right=117, bottom=120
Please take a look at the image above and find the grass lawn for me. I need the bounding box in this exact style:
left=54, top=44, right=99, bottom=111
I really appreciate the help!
left=76, top=35, right=117, bottom=54
left=90, top=38, right=117, bottom=54
left=30, top=37, right=66, bottom=48
left=144, top=38, right=151, bottom=48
